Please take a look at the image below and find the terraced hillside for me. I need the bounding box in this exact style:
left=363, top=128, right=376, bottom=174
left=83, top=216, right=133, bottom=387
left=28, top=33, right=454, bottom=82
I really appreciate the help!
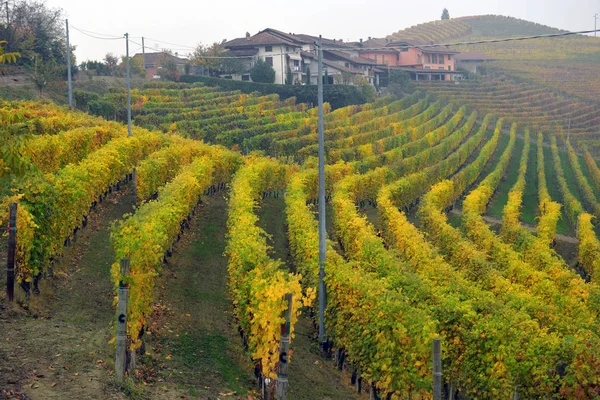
left=416, top=79, right=600, bottom=139
left=5, top=81, right=600, bottom=399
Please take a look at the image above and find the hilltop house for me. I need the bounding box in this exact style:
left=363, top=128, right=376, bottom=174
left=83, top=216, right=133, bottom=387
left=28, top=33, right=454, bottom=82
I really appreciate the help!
left=223, top=28, right=386, bottom=86
left=455, top=52, right=496, bottom=74
left=354, top=38, right=463, bottom=81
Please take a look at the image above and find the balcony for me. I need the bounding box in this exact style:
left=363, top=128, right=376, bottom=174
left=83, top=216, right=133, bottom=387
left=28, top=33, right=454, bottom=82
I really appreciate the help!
left=292, top=66, right=301, bottom=72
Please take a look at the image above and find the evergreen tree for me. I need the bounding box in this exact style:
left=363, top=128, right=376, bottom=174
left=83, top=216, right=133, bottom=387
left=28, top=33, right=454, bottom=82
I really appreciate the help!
left=250, top=58, right=276, bottom=83
left=441, top=8, right=450, bottom=20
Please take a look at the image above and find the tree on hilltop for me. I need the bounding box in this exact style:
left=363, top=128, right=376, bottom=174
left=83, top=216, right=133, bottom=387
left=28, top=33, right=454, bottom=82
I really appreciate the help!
left=441, top=8, right=450, bottom=20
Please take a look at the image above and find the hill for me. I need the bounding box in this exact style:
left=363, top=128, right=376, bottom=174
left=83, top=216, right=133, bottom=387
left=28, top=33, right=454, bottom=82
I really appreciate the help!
left=387, top=14, right=565, bottom=43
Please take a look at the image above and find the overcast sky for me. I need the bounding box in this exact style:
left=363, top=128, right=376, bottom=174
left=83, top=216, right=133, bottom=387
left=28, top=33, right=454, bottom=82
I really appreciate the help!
left=48, top=0, right=600, bottom=63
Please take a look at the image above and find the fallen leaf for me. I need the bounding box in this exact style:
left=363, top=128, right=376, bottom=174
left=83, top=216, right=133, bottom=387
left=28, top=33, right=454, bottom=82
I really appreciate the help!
left=74, top=372, right=79, bottom=376
left=50, top=382, right=57, bottom=388
left=165, top=354, right=173, bottom=360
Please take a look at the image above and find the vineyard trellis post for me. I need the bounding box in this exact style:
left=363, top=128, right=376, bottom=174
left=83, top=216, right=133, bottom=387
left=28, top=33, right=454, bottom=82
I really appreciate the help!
left=125, top=32, right=132, bottom=137
left=316, top=35, right=327, bottom=350
left=65, top=19, right=73, bottom=108
left=6, top=202, right=17, bottom=302
left=115, top=258, right=130, bottom=382
left=132, top=168, right=137, bottom=206
left=433, top=338, right=442, bottom=400
left=276, top=293, right=292, bottom=400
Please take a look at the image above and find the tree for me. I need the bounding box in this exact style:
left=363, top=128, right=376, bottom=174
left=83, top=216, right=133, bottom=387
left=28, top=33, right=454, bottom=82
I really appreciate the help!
left=0, top=41, right=20, bottom=65
left=305, top=67, right=311, bottom=84
left=441, top=8, right=450, bottom=20
left=0, top=0, right=68, bottom=66
left=116, top=55, right=144, bottom=78
left=285, top=66, right=293, bottom=85
left=26, top=55, right=61, bottom=95
left=103, top=53, right=118, bottom=76
left=335, top=71, right=354, bottom=85
left=354, top=75, right=376, bottom=102
left=159, top=59, right=180, bottom=82
left=388, top=69, right=414, bottom=97
left=250, top=58, right=275, bottom=83
left=193, top=42, right=246, bottom=76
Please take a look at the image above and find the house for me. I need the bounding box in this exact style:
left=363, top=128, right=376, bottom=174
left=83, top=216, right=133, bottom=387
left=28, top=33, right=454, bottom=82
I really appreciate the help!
left=223, top=29, right=304, bottom=84
left=354, top=38, right=463, bottom=81
left=455, top=52, right=496, bottom=74
left=223, top=28, right=386, bottom=86
left=132, top=52, right=190, bottom=79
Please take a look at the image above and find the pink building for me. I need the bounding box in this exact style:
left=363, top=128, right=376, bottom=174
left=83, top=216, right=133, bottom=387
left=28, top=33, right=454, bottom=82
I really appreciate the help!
left=356, top=39, right=462, bottom=81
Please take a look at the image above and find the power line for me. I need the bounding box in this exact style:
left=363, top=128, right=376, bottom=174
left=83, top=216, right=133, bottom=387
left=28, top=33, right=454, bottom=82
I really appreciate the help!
left=70, top=24, right=123, bottom=40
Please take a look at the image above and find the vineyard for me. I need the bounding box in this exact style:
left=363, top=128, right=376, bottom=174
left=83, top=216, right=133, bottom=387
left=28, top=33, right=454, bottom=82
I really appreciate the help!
left=4, top=76, right=600, bottom=400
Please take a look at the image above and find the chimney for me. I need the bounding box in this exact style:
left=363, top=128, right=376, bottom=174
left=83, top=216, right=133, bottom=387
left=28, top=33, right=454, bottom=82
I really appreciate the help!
left=333, top=39, right=336, bottom=42
left=368, top=36, right=372, bottom=40
left=360, top=38, right=363, bottom=43
left=246, top=32, right=250, bottom=38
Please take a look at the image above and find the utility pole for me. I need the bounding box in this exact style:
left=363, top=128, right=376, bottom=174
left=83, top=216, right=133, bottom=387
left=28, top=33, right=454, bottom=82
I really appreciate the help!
left=66, top=19, right=73, bottom=108
left=125, top=33, right=132, bottom=137
left=595, top=14, right=599, bottom=37
left=5, top=1, right=9, bottom=24
left=316, top=36, right=327, bottom=350
left=142, top=37, right=146, bottom=78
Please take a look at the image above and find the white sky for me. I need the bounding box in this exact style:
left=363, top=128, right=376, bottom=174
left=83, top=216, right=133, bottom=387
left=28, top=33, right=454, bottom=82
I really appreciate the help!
left=48, top=0, right=600, bottom=63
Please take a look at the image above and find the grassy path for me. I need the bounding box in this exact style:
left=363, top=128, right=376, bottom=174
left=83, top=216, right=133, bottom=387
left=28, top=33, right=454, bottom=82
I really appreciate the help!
left=144, top=193, right=254, bottom=399
left=0, top=187, right=133, bottom=400
left=257, top=197, right=363, bottom=400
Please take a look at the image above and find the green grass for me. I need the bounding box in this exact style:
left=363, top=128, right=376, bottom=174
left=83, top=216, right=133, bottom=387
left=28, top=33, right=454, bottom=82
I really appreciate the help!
left=543, top=145, right=571, bottom=235
left=521, top=138, right=539, bottom=226
left=486, top=136, right=524, bottom=219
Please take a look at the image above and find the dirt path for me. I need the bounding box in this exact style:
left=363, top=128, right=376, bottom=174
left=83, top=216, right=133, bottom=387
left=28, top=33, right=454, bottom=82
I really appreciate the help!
left=0, top=187, right=134, bottom=400
left=449, top=208, right=579, bottom=244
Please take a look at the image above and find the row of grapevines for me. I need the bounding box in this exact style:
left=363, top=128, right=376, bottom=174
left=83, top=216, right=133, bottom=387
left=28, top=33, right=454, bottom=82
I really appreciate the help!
left=419, top=179, right=600, bottom=398
left=135, top=136, right=217, bottom=203
left=300, top=173, right=433, bottom=397
left=24, top=123, right=128, bottom=174
left=582, top=146, right=600, bottom=195
left=225, top=158, right=311, bottom=379
left=354, top=107, right=474, bottom=174
left=577, top=213, right=600, bottom=282
left=378, top=178, right=568, bottom=397
left=384, top=115, right=494, bottom=210
left=550, top=136, right=584, bottom=227
left=111, top=148, right=241, bottom=348
left=14, top=130, right=166, bottom=283
left=500, top=129, right=530, bottom=242
left=536, top=132, right=562, bottom=245
left=565, top=139, right=600, bottom=219
left=272, top=98, right=432, bottom=157
left=296, top=96, right=430, bottom=161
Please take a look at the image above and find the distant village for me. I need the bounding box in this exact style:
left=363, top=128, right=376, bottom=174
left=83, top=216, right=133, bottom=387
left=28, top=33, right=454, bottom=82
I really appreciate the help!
left=133, top=28, right=494, bottom=87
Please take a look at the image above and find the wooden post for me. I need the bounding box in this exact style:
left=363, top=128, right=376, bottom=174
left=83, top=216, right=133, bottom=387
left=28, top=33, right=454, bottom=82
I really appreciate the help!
left=6, top=203, right=17, bottom=302
left=513, top=387, right=518, bottom=400
left=132, top=168, right=137, bottom=206
left=115, top=258, right=130, bottom=382
left=433, top=338, right=442, bottom=400
left=276, top=293, right=292, bottom=400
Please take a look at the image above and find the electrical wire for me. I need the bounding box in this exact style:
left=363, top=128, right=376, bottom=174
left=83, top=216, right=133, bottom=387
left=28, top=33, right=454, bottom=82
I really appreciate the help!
left=70, top=24, right=123, bottom=40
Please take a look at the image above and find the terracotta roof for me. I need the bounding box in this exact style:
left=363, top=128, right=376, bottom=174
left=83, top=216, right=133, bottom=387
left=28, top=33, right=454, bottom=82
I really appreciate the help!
left=229, top=48, right=258, bottom=57
left=224, top=31, right=301, bottom=48
left=455, top=52, right=496, bottom=61
left=133, top=52, right=188, bottom=66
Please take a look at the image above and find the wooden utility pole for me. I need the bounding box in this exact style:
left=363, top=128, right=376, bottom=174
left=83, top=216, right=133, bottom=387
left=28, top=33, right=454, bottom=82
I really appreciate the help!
left=115, top=258, right=130, bottom=382
left=6, top=202, right=17, bottom=302
left=276, top=293, right=292, bottom=400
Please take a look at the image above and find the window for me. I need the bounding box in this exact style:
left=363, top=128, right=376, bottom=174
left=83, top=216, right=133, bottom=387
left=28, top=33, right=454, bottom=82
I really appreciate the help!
left=432, top=54, right=437, bottom=63
left=447, top=66, right=451, bottom=71
left=265, top=45, right=273, bottom=52
left=293, top=60, right=300, bottom=72
left=242, top=74, right=250, bottom=81
left=448, top=55, right=451, bottom=61
left=425, top=54, right=430, bottom=63
left=439, top=56, right=444, bottom=64
left=265, top=57, right=273, bottom=66
left=424, top=66, right=431, bottom=69
left=439, top=67, right=444, bottom=70
left=400, top=47, right=408, bottom=52
left=286, top=46, right=290, bottom=52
